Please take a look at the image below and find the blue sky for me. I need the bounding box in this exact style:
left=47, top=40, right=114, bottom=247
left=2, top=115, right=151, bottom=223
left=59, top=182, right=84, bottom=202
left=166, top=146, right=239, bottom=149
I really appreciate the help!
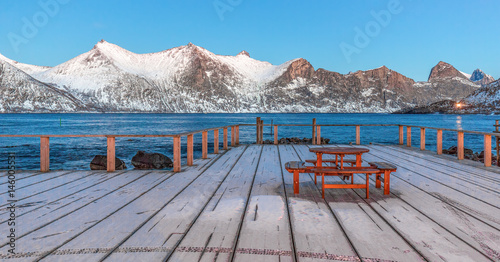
left=0, top=0, right=499, bottom=81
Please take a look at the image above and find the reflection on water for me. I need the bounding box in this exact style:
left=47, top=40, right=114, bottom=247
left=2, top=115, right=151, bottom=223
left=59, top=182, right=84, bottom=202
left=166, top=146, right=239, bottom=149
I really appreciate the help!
left=456, top=116, right=462, bottom=130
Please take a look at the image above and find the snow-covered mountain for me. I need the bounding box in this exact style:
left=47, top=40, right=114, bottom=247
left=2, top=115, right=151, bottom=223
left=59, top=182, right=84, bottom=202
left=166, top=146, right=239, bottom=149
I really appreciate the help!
left=0, top=41, right=484, bottom=113
left=469, top=69, right=495, bottom=86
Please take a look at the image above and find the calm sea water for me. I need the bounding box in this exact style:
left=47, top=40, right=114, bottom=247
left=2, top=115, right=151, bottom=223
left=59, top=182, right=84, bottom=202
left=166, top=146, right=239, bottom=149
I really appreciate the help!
left=0, top=113, right=498, bottom=170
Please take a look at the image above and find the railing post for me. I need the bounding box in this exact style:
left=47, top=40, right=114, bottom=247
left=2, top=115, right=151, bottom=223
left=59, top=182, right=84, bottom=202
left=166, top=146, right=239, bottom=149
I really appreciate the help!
left=420, top=128, right=426, bottom=151
left=407, top=127, right=412, bottom=147
left=274, top=125, right=278, bottom=145
left=484, top=135, right=491, bottom=167
left=256, top=117, right=261, bottom=144
left=231, top=126, right=235, bottom=146
left=399, top=126, right=404, bottom=145
left=235, top=126, right=239, bottom=145
left=316, top=126, right=321, bottom=145
left=223, top=128, right=228, bottom=150
left=214, top=129, right=219, bottom=154
left=187, top=134, right=193, bottom=166
left=173, top=136, right=181, bottom=172
left=107, top=136, right=115, bottom=172
left=437, top=129, right=443, bottom=155
left=356, top=125, right=360, bottom=145
left=260, top=120, right=264, bottom=144
left=40, top=137, right=50, bottom=172
left=202, top=131, right=208, bottom=159
left=457, top=131, right=464, bottom=160
left=312, top=118, right=317, bottom=145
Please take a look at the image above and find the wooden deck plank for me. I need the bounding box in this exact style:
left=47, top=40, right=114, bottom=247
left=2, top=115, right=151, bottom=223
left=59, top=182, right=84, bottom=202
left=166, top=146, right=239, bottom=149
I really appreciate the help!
left=168, top=145, right=263, bottom=262
left=362, top=147, right=500, bottom=229
left=365, top=145, right=500, bottom=207
left=0, top=171, right=123, bottom=224
left=40, top=154, right=230, bottom=262
left=348, top=175, right=495, bottom=261
left=0, top=170, right=143, bottom=241
left=279, top=145, right=359, bottom=262
left=0, top=171, right=94, bottom=211
left=359, top=151, right=500, bottom=261
left=0, top=170, right=172, bottom=260
left=0, top=171, right=105, bottom=212
left=372, top=145, right=500, bottom=189
left=0, top=170, right=44, bottom=184
left=0, top=170, right=71, bottom=190
left=103, top=147, right=247, bottom=262
left=233, top=146, right=295, bottom=262
left=293, top=145, right=424, bottom=262
left=385, top=145, right=500, bottom=182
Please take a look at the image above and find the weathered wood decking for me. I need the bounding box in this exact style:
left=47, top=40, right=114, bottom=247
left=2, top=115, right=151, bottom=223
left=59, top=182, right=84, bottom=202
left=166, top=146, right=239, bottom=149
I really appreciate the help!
left=0, top=145, right=499, bottom=262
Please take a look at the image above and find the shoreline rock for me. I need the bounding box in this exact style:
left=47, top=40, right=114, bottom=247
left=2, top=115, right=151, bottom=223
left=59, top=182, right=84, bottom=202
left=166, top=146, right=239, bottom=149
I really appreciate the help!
left=90, top=155, right=127, bottom=170
left=131, top=151, right=173, bottom=169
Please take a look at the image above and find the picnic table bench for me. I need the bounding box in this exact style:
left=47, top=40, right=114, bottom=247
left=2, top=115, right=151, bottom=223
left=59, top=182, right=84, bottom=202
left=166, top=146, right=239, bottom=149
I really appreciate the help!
left=284, top=161, right=397, bottom=198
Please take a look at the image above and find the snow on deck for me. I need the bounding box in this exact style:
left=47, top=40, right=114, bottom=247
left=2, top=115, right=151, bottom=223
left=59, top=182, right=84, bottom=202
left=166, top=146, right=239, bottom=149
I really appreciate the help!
left=0, top=145, right=499, bottom=262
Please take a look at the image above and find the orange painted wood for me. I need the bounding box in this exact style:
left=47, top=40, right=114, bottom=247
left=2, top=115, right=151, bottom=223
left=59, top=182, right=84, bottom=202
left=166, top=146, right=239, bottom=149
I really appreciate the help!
left=231, top=126, right=235, bottom=146
left=316, top=126, right=321, bottom=145
left=40, top=137, right=50, bottom=172
left=223, top=128, right=228, bottom=150
left=407, top=127, right=412, bottom=147
left=293, top=171, right=299, bottom=194
left=187, top=134, right=193, bottom=166
left=214, top=129, right=219, bottom=154
left=260, top=120, right=264, bottom=144
left=384, top=171, right=390, bottom=195
left=484, top=135, right=491, bottom=167
left=274, top=125, right=278, bottom=145
left=399, top=126, right=404, bottom=145
left=235, top=126, right=239, bottom=145
left=457, top=131, right=464, bottom=160
left=356, top=125, right=360, bottom=145
left=437, top=129, right=443, bottom=155
left=173, top=136, right=181, bottom=172
left=107, top=137, right=115, bottom=172
left=256, top=117, right=261, bottom=144
left=420, top=128, right=426, bottom=151
left=202, top=131, right=208, bottom=159
left=312, top=118, right=317, bottom=145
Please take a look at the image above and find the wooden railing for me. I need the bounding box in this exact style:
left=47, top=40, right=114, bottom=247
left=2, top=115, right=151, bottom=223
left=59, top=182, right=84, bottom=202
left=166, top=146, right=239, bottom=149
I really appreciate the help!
left=400, top=125, right=499, bottom=167
left=2, top=118, right=500, bottom=171
left=242, top=117, right=500, bottom=168
left=0, top=125, right=240, bottom=173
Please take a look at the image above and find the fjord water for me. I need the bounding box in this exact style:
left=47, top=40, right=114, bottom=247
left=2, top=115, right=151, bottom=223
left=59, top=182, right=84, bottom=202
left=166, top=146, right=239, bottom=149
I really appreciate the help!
left=0, top=113, right=498, bottom=170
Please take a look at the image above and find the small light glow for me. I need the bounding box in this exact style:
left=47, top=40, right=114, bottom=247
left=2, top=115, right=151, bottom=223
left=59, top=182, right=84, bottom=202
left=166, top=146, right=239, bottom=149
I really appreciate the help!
left=456, top=103, right=462, bottom=108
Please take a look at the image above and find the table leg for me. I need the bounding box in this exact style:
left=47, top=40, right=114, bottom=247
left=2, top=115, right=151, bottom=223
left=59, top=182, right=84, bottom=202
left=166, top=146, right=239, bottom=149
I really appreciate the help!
left=384, top=171, right=390, bottom=195
left=356, top=154, right=362, bottom=167
left=322, top=173, right=325, bottom=199
left=293, top=171, right=300, bottom=194
left=366, top=173, right=370, bottom=199
left=376, top=173, right=381, bottom=188
left=316, top=153, right=323, bottom=167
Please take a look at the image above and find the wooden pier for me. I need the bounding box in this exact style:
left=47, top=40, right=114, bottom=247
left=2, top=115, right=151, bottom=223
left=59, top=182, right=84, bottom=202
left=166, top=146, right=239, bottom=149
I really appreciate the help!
left=1, top=144, right=499, bottom=261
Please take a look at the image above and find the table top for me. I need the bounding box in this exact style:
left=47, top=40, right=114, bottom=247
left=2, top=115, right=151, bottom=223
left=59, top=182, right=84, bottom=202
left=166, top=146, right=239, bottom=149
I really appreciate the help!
left=309, top=147, right=370, bottom=154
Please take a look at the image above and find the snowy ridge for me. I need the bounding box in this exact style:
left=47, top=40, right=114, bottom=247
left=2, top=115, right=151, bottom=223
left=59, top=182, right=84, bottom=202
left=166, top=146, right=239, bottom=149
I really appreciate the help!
left=0, top=41, right=486, bottom=113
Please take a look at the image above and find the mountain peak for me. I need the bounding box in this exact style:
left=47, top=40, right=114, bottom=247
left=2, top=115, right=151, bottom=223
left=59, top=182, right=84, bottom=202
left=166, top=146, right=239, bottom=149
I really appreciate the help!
left=470, top=68, right=495, bottom=85
left=237, top=50, right=250, bottom=57
left=428, top=61, right=467, bottom=81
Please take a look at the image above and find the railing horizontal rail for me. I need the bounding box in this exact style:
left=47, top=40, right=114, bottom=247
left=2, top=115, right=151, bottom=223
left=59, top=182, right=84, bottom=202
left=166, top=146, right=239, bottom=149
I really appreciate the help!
left=405, top=125, right=500, bottom=137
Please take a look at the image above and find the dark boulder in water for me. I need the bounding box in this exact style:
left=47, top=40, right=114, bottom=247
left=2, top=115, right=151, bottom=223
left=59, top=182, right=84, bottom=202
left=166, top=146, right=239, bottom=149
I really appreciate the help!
left=131, top=151, right=173, bottom=169
left=90, top=155, right=127, bottom=170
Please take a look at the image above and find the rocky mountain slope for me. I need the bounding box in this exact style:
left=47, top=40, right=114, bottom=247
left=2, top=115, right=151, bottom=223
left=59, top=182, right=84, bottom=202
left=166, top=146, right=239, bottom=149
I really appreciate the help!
left=0, top=41, right=484, bottom=113
left=396, top=79, right=500, bottom=114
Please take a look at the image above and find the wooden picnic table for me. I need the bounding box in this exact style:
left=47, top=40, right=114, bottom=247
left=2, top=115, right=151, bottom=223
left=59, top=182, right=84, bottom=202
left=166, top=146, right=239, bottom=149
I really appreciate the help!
left=309, top=147, right=369, bottom=168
